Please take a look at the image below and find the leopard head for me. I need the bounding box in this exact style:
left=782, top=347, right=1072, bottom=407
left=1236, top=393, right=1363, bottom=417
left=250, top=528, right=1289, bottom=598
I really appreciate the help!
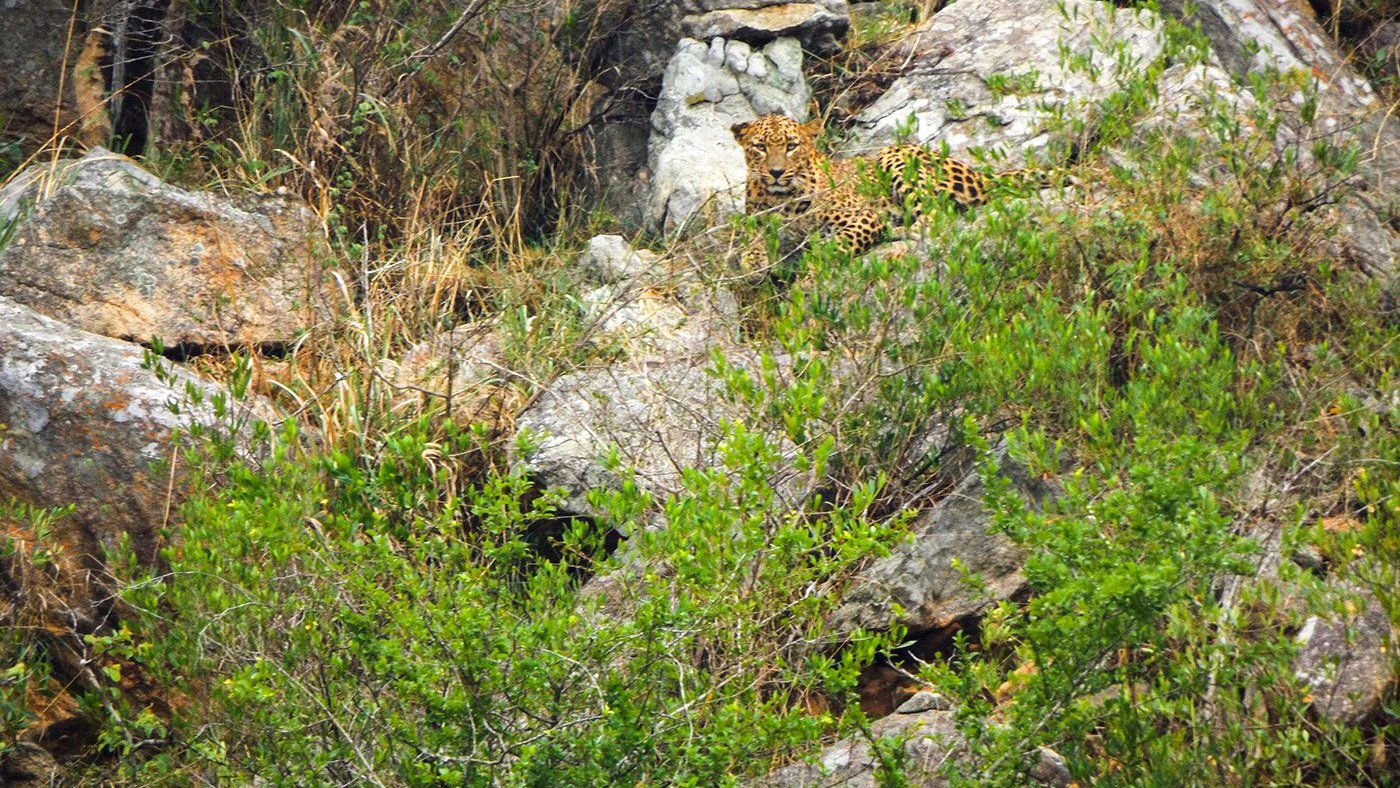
left=731, top=115, right=822, bottom=208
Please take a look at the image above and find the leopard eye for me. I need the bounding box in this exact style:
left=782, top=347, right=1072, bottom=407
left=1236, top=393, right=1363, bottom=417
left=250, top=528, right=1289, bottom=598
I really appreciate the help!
left=787, top=140, right=799, bottom=151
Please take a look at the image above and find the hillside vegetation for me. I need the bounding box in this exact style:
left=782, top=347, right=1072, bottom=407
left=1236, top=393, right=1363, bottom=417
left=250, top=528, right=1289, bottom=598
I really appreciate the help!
left=0, top=0, right=1396, bottom=784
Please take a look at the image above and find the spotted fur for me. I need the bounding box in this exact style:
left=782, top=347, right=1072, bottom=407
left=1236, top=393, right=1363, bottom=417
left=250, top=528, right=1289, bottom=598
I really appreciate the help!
left=731, top=115, right=1052, bottom=264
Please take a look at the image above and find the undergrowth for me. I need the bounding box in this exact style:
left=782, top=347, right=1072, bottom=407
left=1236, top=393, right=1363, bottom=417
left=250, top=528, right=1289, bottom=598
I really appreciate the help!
left=1, top=0, right=1396, bottom=785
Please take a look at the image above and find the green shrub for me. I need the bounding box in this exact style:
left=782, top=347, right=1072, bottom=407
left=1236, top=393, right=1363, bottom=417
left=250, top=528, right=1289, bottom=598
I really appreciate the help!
left=37, top=4, right=1396, bottom=785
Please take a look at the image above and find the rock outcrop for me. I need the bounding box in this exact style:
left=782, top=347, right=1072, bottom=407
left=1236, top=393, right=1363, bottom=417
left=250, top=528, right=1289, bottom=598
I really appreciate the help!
left=1294, top=584, right=1396, bottom=726
left=0, top=296, right=275, bottom=609
left=1157, top=0, right=1400, bottom=283
left=829, top=449, right=1058, bottom=640
left=571, top=0, right=848, bottom=226
left=844, top=0, right=1163, bottom=165
left=645, top=37, right=810, bottom=236
left=0, top=148, right=331, bottom=347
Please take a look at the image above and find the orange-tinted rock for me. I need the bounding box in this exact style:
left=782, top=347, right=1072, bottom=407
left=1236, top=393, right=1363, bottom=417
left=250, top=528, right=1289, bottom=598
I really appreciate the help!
left=0, top=148, right=333, bottom=347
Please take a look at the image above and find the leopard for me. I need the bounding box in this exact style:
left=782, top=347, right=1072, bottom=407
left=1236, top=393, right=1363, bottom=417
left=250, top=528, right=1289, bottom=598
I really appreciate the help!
left=730, top=114, right=1053, bottom=267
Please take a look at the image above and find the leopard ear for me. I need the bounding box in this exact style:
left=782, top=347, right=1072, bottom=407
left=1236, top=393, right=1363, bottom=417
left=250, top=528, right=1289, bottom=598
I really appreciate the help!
left=800, top=117, right=822, bottom=138
left=731, top=121, right=752, bottom=140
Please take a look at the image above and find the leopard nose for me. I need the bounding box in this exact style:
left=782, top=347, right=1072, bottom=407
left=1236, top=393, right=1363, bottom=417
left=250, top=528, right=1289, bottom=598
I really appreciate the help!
left=768, top=166, right=784, bottom=178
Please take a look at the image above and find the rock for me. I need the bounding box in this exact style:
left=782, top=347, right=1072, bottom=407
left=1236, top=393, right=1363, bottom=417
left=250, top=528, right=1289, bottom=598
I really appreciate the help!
left=1290, top=544, right=1326, bottom=574
left=1029, top=746, right=1074, bottom=787
left=0, top=742, right=61, bottom=787
left=570, top=0, right=846, bottom=228
left=0, top=1, right=108, bottom=156
left=0, top=148, right=331, bottom=347
left=1156, top=0, right=1400, bottom=284
left=757, top=708, right=1075, bottom=785
left=1294, top=585, right=1395, bottom=726
left=0, top=155, right=81, bottom=228
left=0, top=296, right=274, bottom=625
left=896, top=689, right=953, bottom=713
left=645, top=37, right=810, bottom=237
left=1134, top=62, right=1253, bottom=141
left=828, top=448, right=1058, bottom=639
left=1159, top=0, right=1375, bottom=103
left=757, top=708, right=964, bottom=786
left=682, top=2, right=849, bottom=55
left=384, top=322, right=517, bottom=424
left=1321, top=198, right=1400, bottom=283
left=581, top=284, right=736, bottom=359
left=845, top=0, right=1163, bottom=165
left=579, top=235, right=660, bottom=285
left=1129, top=62, right=1400, bottom=283
left=514, top=350, right=805, bottom=525
left=574, top=232, right=741, bottom=358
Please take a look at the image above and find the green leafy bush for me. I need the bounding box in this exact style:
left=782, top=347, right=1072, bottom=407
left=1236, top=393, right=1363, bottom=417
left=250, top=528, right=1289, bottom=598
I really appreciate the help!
left=19, top=4, right=1395, bottom=785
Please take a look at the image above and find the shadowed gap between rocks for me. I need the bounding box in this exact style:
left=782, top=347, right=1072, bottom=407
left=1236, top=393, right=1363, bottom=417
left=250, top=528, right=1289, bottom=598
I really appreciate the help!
left=101, top=0, right=172, bottom=156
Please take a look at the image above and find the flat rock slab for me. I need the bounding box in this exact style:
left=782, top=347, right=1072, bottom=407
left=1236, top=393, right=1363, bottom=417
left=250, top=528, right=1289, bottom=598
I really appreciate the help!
left=0, top=148, right=332, bottom=347
left=683, top=2, right=848, bottom=55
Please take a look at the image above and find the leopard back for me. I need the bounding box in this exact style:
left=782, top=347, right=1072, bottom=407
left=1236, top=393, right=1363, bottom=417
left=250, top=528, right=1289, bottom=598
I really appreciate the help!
left=875, top=145, right=989, bottom=209
left=730, top=115, right=1060, bottom=260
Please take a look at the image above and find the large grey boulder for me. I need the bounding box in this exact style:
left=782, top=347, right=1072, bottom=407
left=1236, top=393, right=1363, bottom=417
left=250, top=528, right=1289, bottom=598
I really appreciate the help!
left=1293, top=585, right=1396, bottom=726
left=845, top=0, right=1163, bottom=165
left=0, top=296, right=274, bottom=626
left=0, top=148, right=331, bottom=347
left=514, top=350, right=805, bottom=526
left=828, top=451, right=1058, bottom=639
left=645, top=37, right=810, bottom=236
